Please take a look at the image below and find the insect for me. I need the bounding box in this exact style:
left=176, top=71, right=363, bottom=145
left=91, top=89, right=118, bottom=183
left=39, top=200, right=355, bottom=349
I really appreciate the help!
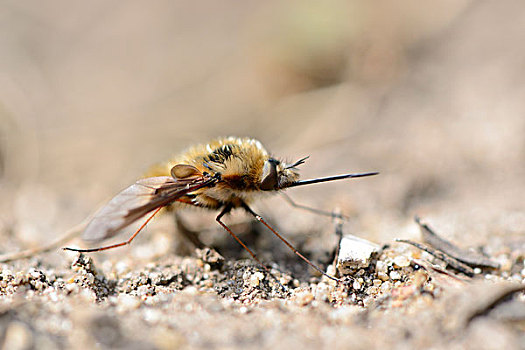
left=65, top=137, right=378, bottom=281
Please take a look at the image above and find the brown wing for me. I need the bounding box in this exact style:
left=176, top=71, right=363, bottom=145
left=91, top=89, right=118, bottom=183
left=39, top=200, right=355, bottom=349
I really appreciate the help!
left=82, top=175, right=216, bottom=242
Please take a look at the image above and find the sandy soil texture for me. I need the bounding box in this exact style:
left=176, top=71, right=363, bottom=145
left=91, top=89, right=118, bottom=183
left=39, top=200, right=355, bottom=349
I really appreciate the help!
left=1, top=1, right=524, bottom=349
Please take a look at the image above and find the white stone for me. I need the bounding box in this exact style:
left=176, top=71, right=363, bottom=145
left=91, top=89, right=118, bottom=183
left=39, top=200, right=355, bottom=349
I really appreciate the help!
left=393, top=255, right=410, bottom=268
left=337, top=234, right=380, bottom=274
left=390, top=271, right=401, bottom=280
left=352, top=280, right=361, bottom=290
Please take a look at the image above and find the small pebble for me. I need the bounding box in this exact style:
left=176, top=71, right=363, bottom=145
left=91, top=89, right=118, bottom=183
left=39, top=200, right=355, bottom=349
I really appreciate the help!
left=183, top=286, right=198, bottom=295
left=249, top=272, right=265, bottom=288
left=29, top=268, right=41, bottom=280
left=201, top=280, right=214, bottom=288
left=352, top=280, right=361, bottom=291
left=390, top=271, right=401, bottom=280
left=376, top=260, right=387, bottom=273
left=293, top=289, right=314, bottom=306
left=314, top=283, right=330, bottom=301
left=118, top=294, right=141, bottom=311
left=393, top=255, right=410, bottom=268
left=378, top=272, right=389, bottom=281
left=381, top=281, right=392, bottom=293
left=137, top=285, right=153, bottom=296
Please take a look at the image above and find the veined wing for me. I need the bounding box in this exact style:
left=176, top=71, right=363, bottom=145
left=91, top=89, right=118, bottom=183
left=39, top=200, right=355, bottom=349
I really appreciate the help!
left=82, top=175, right=216, bottom=241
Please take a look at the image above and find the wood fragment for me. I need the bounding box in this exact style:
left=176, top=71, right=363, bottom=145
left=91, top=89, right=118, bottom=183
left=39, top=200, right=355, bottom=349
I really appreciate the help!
left=396, top=239, right=475, bottom=277
left=415, top=216, right=499, bottom=269
left=411, top=258, right=470, bottom=283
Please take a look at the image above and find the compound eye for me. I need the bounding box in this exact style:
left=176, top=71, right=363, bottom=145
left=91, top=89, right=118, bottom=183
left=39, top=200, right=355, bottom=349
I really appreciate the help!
left=260, top=159, right=278, bottom=190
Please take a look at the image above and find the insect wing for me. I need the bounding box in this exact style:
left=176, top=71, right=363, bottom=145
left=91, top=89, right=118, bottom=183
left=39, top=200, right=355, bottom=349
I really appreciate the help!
left=82, top=176, right=214, bottom=242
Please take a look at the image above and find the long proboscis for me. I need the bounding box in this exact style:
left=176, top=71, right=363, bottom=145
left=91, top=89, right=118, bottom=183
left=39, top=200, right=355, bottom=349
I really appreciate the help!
left=287, top=171, right=379, bottom=188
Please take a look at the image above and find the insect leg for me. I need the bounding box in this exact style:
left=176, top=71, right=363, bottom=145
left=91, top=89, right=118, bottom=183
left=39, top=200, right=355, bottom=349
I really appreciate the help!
left=242, top=202, right=340, bottom=282
left=216, top=204, right=265, bottom=267
left=63, top=207, right=163, bottom=253
left=280, top=193, right=348, bottom=221
left=216, top=205, right=287, bottom=291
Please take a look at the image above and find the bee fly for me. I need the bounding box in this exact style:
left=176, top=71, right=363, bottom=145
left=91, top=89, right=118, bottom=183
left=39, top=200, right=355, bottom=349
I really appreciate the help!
left=65, top=137, right=378, bottom=281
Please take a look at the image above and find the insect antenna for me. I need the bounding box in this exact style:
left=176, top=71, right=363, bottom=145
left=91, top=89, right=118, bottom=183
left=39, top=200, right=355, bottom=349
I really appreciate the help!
left=241, top=202, right=340, bottom=282
left=285, top=156, right=309, bottom=169
left=63, top=207, right=163, bottom=253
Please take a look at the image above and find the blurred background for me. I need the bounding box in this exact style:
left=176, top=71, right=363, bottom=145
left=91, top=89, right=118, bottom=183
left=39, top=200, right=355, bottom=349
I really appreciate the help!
left=1, top=0, right=524, bottom=257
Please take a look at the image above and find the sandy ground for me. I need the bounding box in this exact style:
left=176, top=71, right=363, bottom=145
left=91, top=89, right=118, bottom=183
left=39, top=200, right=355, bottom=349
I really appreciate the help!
left=1, top=1, right=524, bottom=349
